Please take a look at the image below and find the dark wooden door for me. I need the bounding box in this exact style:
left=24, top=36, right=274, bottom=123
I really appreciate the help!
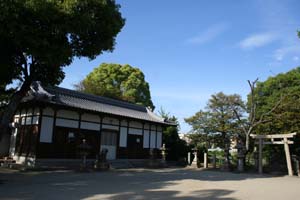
left=53, top=127, right=101, bottom=159
left=80, top=129, right=101, bottom=159
left=127, top=134, right=143, bottom=159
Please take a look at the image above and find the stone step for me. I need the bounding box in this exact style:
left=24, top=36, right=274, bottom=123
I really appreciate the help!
left=109, top=159, right=152, bottom=169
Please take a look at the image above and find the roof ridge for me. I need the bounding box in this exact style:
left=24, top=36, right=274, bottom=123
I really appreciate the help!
left=45, top=85, right=147, bottom=112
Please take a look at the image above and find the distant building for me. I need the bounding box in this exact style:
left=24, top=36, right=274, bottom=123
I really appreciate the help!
left=179, top=133, right=192, bottom=144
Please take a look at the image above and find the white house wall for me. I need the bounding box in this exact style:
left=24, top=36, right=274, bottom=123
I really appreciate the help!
left=56, top=118, right=79, bottom=128
left=81, top=113, right=100, bottom=123
left=143, top=130, right=150, bottom=148
left=102, top=124, right=119, bottom=131
left=129, top=121, right=143, bottom=129
left=80, top=122, right=100, bottom=131
left=119, top=127, right=127, bottom=147
left=32, top=116, right=39, bottom=125
left=150, top=130, right=156, bottom=148
left=128, top=128, right=142, bottom=135
left=56, top=110, right=79, bottom=120
left=40, top=116, right=54, bottom=143
left=157, top=132, right=162, bottom=148
left=43, top=107, right=54, bottom=116
left=103, top=117, right=119, bottom=126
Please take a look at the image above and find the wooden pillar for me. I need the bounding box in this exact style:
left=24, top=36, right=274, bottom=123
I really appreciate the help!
left=258, top=138, right=263, bottom=174
left=284, top=138, right=293, bottom=176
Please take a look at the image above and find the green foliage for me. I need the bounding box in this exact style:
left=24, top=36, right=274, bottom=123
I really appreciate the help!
left=252, top=67, right=300, bottom=135
left=185, top=92, right=244, bottom=149
left=76, top=63, right=154, bottom=108
left=0, top=0, right=125, bottom=90
left=159, top=109, right=189, bottom=161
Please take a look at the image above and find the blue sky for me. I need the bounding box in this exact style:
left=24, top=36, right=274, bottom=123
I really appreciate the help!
left=60, top=0, right=300, bottom=133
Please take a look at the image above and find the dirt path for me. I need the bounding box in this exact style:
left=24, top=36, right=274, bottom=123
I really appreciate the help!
left=0, top=168, right=299, bottom=200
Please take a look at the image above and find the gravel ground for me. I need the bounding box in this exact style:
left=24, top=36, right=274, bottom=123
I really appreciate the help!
left=0, top=167, right=300, bottom=200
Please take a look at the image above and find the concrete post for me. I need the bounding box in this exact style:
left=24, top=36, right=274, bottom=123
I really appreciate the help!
left=212, top=153, right=216, bottom=168
left=203, top=152, right=208, bottom=169
left=188, top=152, right=191, bottom=165
left=284, top=138, right=293, bottom=176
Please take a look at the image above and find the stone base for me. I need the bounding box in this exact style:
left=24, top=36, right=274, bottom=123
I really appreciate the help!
left=94, top=162, right=110, bottom=171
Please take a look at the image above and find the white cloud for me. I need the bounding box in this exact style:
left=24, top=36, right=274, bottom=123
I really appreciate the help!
left=239, top=32, right=278, bottom=50
left=186, top=23, right=229, bottom=45
left=274, top=45, right=300, bottom=61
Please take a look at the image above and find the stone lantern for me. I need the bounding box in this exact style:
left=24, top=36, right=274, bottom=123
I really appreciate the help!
left=191, top=148, right=198, bottom=168
left=160, top=143, right=168, bottom=167
left=236, top=139, right=246, bottom=172
left=78, top=139, right=91, bottom=170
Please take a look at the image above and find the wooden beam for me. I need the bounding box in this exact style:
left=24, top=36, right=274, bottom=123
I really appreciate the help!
left=250, top=133, right=297, bottom=139
left=255, top=141, right=294, bottom=145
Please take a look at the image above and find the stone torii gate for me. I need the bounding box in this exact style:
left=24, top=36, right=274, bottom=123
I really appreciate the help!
left=250, top=133, right=297, bottom=176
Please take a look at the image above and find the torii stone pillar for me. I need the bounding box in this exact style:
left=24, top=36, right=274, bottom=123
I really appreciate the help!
left=251, top=133, right=296, bottom=176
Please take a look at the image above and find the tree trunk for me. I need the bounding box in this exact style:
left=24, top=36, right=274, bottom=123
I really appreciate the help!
left=245, top=133, right=250, bottom=152
left=0, top=80, right=32, bottom=156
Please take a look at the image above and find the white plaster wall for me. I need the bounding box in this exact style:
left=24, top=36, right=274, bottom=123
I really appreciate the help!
left=157, top=126, right=162, bottom=132
left=43, top=107, right=54, bottom=116
left=21, top=117, right=25, bottom=125
left=121, top=120, right=128, bottom=127
left=129, top=121, right=143, bottom=128
left=150, top=131, right=156, bottom=148
left=103, top=117, right=119, bottom=125
left=56, top=110, right=79, bottom=120
left=151, top=125, right=156, bottom=131
left=20, top=109, right=26, bottom=125
left=25, top=116, right=32, bottom=125
left=157, top=132, right=162, bottom=148
left=56, top=118, right=79, bottom=128
left=40, top=117, right=54, bottom=143
left=144, top=123, right=150, bottom=130
left=119, top=127, right=127, bottom=147
left=143, top=130, right=150, bottom=148
left=32, top=116, right=39, bottom=125
left=80, top=122, right=100, bottom=131
left=81, top=113, right=100, bottom=123
left=102, top=124, right=119, bottom=131
left=128, top=128, right=142, bottom=135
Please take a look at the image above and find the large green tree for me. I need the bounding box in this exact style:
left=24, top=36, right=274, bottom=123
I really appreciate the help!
left=76, top=63, right=154, bottom=108
left=185, top=111, right=223, bottom=149
left=252, top=67, right=300, bottom=135
left=185, top=92, right=244, bottom=166
left=0, top=0, right=125, bottom=146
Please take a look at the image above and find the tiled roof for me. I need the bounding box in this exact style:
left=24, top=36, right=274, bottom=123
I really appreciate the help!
left=25, top=83, right=173, bottom=125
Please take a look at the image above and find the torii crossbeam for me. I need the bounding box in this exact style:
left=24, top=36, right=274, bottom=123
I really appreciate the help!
left=250, top=133, right=297, bottom=176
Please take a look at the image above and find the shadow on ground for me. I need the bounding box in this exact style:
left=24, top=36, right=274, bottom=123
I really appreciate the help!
left=0, top=168, right=279, bottom=200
